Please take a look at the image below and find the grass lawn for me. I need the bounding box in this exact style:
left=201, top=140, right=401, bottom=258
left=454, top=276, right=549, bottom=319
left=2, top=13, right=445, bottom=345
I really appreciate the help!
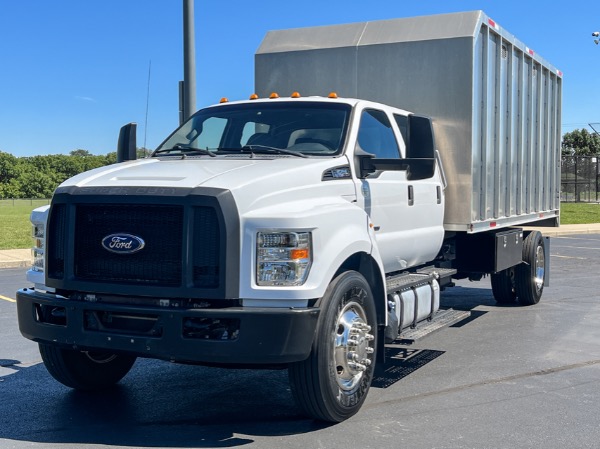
left=0, top=199, right=50, bottom=250
left=559, top=202, right=600, bottom=225
left=0, top=200, right=598, bottom=250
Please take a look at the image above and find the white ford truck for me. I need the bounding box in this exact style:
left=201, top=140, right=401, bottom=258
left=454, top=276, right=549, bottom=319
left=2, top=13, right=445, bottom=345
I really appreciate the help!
left=16, top=11, right=562, bottom=422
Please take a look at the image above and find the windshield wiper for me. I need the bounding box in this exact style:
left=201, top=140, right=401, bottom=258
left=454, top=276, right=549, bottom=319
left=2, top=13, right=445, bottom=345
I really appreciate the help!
left=242, top=145, right=308, bottom=158
left=154, top=144, right=216, bottom=157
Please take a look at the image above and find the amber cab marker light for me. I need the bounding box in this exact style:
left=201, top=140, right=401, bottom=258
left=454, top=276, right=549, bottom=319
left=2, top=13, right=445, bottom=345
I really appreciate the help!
left=291, top=91, right=301, bottom=98
left=328, top=92, right=338, bottom=98
left=269, top=92, right=280, bottom=99
left=219, top=97, right=229, bottom=103
left=249, top=93, right=259, bottom=100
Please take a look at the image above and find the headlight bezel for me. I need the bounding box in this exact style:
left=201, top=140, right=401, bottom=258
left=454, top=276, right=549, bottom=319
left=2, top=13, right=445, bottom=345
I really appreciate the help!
left=256, top=231, right=312, bottom=286
left=31, top=222, right=45, bottom=273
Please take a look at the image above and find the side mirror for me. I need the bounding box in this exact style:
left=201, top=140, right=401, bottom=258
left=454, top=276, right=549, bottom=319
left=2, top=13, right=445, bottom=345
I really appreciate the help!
left=117, top=123, right=137, bottom=162
left=405, top=115, right=436, bottom=180
left=407, top=114, right=435, bottom=159
left=353, top=114, right=437, bottom=180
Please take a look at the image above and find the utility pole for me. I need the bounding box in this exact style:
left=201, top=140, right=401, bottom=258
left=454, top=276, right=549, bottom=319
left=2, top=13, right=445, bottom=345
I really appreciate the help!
left=181, top=0, right=196, bottom=124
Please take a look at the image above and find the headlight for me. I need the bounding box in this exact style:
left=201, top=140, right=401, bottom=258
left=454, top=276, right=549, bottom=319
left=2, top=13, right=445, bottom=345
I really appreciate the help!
left=256, top=231, right=312, bottom=286
left=32, top=222, right=45, bottom=272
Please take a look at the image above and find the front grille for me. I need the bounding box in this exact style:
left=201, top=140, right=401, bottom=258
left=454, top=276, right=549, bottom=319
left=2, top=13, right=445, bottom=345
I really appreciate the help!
left=48, top=204, right=67, bottom=279
left=45, top=190, right=233, bottom=298
left=75, top=204, right=184, bottom=286
left=193, top=207, right=220, bottom=287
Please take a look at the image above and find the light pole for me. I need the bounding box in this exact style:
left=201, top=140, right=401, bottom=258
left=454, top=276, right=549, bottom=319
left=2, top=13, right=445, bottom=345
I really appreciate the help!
left=180, top=0, right=196, bottom=124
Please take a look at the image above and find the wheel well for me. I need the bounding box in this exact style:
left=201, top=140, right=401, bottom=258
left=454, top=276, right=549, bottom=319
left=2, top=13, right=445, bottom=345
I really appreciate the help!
left=334, top=253, right=386, bottom=326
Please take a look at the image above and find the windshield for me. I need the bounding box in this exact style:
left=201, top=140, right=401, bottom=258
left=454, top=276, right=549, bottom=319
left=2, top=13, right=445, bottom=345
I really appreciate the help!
left=154, top=101, right=351, bottom=157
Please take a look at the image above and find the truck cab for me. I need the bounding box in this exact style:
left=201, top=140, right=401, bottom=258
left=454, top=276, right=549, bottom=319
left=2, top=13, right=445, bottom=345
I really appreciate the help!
left=17, top=95, right=445, bottom=423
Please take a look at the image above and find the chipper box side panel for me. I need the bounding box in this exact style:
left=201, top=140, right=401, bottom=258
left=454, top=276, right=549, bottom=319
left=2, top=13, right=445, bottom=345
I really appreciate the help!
left=255, top=10, right=562, bottom=233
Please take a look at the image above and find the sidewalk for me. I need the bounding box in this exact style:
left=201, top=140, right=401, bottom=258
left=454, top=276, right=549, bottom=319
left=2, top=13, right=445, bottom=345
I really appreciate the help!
left=2, top=224, right=600, bottom=270
left=0, top=249, right=32, bottom=269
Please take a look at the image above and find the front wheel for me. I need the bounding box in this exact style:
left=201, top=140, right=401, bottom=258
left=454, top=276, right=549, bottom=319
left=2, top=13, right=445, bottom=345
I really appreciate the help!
left=288, top=271, right=378, bottom=422
left=39, top=344, right=136, bottom=390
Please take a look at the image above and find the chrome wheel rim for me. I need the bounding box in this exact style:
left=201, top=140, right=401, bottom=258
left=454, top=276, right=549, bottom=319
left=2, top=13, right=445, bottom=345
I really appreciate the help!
left=534, top=244, right=545, bottom=292
left=333, top=301, right=375, bottom=392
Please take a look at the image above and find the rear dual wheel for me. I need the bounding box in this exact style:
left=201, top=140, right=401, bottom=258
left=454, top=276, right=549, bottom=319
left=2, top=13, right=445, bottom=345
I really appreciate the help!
left=491, top=267, right=517, bottom=304
left=492, top=231, right=545, bottom=306
left=515, top=231, right=546, bottom=305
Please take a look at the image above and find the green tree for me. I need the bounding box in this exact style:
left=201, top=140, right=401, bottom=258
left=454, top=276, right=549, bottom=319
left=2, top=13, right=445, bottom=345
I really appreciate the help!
left=0, top=152, right=23, bottom=198
left=561, top=129, right=600, bottom=156
left=0, top=178, right=21, bottom=198
left=70, top=149, right=93, bottom=157
left=15, top=167, right=56, bottom=198
left=137, top=147, right=152, bottom=158
left=0, top=151, right=20, bottom=184
left=105, top=152, right=118, bottom=164
left=0, top=150, right=119, bottom=198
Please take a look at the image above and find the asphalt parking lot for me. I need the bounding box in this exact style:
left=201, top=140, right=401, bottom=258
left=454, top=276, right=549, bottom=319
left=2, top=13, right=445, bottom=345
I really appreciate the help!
left=1, top=234, right=600, bottom=449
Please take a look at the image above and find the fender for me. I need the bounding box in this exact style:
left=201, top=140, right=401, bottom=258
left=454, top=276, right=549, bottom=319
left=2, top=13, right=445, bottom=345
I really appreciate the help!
left=239, top=199, right=386, bottom=306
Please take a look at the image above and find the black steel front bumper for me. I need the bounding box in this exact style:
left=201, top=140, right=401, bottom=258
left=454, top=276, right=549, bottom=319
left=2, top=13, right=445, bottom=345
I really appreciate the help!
left=16, top=288, right=319, bottom=365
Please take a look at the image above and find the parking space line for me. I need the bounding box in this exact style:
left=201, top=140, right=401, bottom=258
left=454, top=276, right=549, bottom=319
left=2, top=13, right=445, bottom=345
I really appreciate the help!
left=0, top=294, right=16, bottom=303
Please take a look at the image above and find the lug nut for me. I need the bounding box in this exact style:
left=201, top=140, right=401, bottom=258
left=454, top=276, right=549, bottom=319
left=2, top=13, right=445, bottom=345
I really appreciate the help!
left=347, top=337, right=359, bottom=346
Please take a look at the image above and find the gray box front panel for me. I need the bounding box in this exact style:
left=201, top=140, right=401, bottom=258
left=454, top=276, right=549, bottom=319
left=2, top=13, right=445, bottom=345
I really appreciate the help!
left=255, top=11, right=562, bottom=232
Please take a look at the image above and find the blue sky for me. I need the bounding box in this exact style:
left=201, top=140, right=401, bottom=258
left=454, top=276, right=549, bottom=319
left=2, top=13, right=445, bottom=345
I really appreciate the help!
left=0, top=1, right=598, bottom=157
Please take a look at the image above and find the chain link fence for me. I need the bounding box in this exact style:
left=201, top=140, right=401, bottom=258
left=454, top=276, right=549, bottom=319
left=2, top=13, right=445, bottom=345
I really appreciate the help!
left=562, top=156, right=599, bottom=202
left=0, top=199, right=51, bottom=207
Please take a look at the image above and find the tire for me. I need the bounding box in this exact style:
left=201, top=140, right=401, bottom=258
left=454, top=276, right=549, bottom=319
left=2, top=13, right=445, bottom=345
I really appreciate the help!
left=515, top=231, right=546, bottom=306
left=288, top=271, right=377, bottom=422
left=39, top=344, right=136, bottom=390
left=491, top=267, right=517, bottom=304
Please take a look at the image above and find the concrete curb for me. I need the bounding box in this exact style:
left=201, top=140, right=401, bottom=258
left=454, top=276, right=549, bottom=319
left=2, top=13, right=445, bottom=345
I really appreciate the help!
left=523, top=224, right=600, bottom=238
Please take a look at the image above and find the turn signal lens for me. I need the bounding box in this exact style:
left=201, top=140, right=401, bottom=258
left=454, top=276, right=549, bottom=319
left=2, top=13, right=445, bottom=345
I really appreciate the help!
left=290, top=248, right=309, bottom=260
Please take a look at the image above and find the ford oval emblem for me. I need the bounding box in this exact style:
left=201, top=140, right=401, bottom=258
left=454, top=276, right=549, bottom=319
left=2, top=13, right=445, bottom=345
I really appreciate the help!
left=101, top=234, right=145, bottom=254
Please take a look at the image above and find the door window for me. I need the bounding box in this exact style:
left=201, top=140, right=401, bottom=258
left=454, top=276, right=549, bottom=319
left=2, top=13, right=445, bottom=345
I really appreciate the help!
left=356, top=109, right=400, bottom=159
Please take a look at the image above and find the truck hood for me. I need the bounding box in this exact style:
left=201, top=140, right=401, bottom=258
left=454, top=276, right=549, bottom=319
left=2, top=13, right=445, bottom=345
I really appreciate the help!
left=59, top=157, right=356, bottom=213
left=62, top=158, right=263, bottom=189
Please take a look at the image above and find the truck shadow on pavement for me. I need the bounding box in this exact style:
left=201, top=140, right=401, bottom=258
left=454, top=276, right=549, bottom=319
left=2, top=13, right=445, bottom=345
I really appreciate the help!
left=370, top=285, right=499, bottom=390
left=441, top=284, right=498, bottom=310
left=0, top=359, right=329, bottom=448
left=1, top=285, right=509, bottom=447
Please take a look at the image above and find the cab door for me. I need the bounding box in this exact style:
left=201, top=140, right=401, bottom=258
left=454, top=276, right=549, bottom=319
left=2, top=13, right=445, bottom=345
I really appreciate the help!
left=354, top=107, right=444, bottom=273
